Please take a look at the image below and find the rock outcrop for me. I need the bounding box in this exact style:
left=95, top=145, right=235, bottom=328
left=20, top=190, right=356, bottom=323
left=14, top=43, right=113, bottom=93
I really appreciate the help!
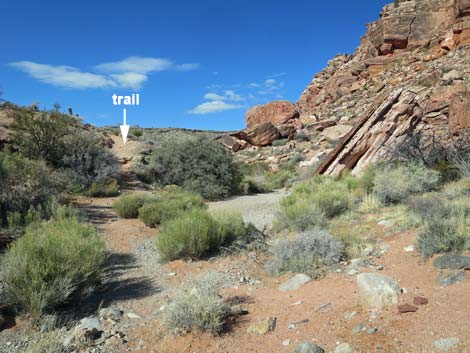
left=218, top=101, right=303, bottom=149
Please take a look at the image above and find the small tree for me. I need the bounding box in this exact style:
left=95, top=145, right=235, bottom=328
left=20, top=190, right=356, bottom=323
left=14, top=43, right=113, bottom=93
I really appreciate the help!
left=10, top=109, right=72, bottom=166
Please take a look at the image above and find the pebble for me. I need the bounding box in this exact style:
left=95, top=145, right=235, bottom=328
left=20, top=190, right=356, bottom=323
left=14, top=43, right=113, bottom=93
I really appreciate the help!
left=282, top=339, right=291, bottom=346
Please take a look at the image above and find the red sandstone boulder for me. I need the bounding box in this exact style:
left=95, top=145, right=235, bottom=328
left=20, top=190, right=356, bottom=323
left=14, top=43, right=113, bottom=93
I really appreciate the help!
left=234, top=122, right=281, bottom=147
left=245, top=101, right=299, bottom=129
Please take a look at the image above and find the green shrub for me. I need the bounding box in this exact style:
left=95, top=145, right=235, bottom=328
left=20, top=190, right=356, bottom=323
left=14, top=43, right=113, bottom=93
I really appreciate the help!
left=146, top=138, right=242, bottom=200
left=442, top=178, right=470, bottom=199
left=278, top=177, right=355, bottom=231
left=60, top=132, right=121, bottom=191
left=138, top=187, right=206, bottom=227
left=132, top=127, right=143, bottom=137
left=85, top=178, right=120, bottom=197
left=10, top=108, right=121, bottom=191
left=358, top=193, right=382, bottom=213
left=266, top=230, right=344, bottom=276
left=164, top=272, right=231, bottom=334
left=0, top=217, right=105, bottom=322
left=408, top=194, right=470, bottom=258
left=265, top=168, right=295, bottom=190
left=0, top=151, right=65, bottom=226
left=155, top=209, right=246, bottom=262
left=276, top=200, right=327, bottom=232
left=373, top=163, right=440, bottom=204
left=112, top=192, right=154, bottom=218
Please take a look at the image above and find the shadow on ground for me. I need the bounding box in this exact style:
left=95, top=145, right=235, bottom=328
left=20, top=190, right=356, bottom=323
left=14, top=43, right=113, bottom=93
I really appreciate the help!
left=74, top=252, right=159, bottom=318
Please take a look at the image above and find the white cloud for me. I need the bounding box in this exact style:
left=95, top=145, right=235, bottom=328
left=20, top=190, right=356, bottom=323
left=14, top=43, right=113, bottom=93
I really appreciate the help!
left=189, top=100, right=244, bottom=115
left=95, top=56, right=173, bottom=74
left=204, top=92, right=226, bottom=101
left=224, top=90, right=244, bottom=102
left=204, top=90, right=244, bottom=102
left=110, top=72, right=148, bottom=90
left=9, top=61, right=116, bottom=89
left=11, top=56, right=200, bottom=90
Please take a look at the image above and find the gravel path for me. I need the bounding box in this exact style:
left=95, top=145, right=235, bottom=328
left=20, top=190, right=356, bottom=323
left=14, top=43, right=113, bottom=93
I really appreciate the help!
left=208, top=190, right=288, bottom=231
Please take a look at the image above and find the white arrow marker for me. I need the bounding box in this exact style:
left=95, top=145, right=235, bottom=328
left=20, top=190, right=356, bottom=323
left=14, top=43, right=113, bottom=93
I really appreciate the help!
left=120, top=108, right=130, bottom=144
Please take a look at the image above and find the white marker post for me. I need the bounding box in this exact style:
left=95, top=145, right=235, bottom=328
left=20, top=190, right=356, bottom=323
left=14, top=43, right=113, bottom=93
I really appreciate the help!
left=120, top=108, right=130, bottom=144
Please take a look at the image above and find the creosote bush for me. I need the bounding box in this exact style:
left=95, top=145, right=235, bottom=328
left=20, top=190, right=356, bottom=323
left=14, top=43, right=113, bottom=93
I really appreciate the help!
left=138, top=187, right=206, bottom=227
left=0, top=151, right=65, bottom=226
left=85, top=178, right=120, bottom=197
left=266, top=229, right=344, bottom=277
left=146, top=137, right=242, bottom=200
left=112, top=193, right=154, bottom=219
left=373, top=163, right=440, bottom=204
left=0, top=215, right=105, bottom=323
left=164, top=272, right=232, bottom=335
left=155, top=209, right=247, bottom=262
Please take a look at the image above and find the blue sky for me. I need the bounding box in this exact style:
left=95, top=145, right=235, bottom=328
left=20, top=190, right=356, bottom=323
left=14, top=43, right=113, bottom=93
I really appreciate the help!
left=0, top=0, right=390, bottom=131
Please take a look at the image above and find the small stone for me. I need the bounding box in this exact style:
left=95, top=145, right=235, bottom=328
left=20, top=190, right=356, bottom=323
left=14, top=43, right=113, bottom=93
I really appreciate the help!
left=413, top=296, right=428, bottom=305
left=403, top=245, right=415, bottom=252
left=361, top=245, right=374, bottom=256
left=282, top=339, right=291, bottom=346
left=294, top=342, right=325, bottom=353
left=278, top=274, right=312, bottom=291
left=126, top=312, right=141, bottom=319
left=397, top=303, right=418, bottom=313
left=347, top=268, right=359, bottom=275
left=433, top=337, right=460, bottom=352
left=344, top=311, right=357, bottom=320
left=80, top=317, right=101, bottom=331
left=438, top=270, right=466, bottom=286
left=352, top=323, right=366, bottom=334
left=99, top=307, right=123, bottom=322
left=335, top=343, right=353, bottom=353
left=376, top=265, right=384, bottom=271
left=247, top=317, right=276, bottom=335
left=367, top=327, right=378, bottom=334
left=167, top=272, right=176, bottom=277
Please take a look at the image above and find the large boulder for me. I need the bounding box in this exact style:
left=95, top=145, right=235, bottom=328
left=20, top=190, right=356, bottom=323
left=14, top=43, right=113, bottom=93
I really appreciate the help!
left=234, top=122, right=281, bottom=147
left=246, top=101, right=299, bottom=129
left=356, top=273, right=400, bottom=309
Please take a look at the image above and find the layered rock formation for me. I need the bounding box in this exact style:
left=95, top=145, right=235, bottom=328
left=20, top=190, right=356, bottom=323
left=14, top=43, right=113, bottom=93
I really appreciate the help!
left=295, top=0, right=470, bottom=175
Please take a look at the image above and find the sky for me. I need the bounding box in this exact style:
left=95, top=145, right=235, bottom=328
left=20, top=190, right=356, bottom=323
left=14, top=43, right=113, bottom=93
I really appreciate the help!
left=0, top=0, right=390, bottom=131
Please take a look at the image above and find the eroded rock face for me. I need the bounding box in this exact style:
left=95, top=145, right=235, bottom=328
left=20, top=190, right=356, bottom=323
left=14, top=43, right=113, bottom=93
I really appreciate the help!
left=449, top=91, right=470, bottom=134
left=246, top=100, right=299, bottom=129
left=234, top=122, right=281, bottom=147
left=297, top=0, right=470, bottom=122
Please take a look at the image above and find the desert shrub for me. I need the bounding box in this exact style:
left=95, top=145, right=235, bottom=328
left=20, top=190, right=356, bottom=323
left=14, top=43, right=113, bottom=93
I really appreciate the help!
left=239, top=177, right=272, bottom=194
left=60, top=132, right=121, bottom=191
left=25, top=332, right=66, bottom=353
left=10, top=108, right=121, bottom=192
left=358, top=193, right=382, bottom=213
left=164, top=272, right=231, bottom=335
left=408, top=194, right=470, bottom=258
left=10, top=109, right=73, bottom=165
left=132, top=127, right=143, bottom=137
left=0, top=217, right=105, bottom=322
left=266, top=229, right=344, bottom=276
left=265, top=167, right=295, bottom=190
left=442, top=178, right=470, bottom=199
left=138, top=187, right=206, bottom=227
left=329, top=212, right=376, bottom=259
left=212, top=211, right=246, bottom=245
left=272, top=138, right=288, bottom=147
left=146, top=137, right=241, bottom=200
left=294, top=131, right=310, bottom=142
left=373, top=163, right=440, bottom=204
left=0, top=151, right=65, bottom=226
left=155, top=209, right=246, bottom=262
left=275, top=201, right=327, bottom=232
left=85, top=178, right=120, bottom=197
left=279, top=177, right=355, bottom=230
left=112, top=193, right=154, bottom=218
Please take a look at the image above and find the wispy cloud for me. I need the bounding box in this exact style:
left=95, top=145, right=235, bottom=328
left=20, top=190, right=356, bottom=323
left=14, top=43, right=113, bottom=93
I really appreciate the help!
left=189, top=100, right=244, bottom=115
left=10, top=56, right=200, bottom=90
left=190, top=75, right=287, bottom=115
left=190, top=89, right=246, bottom=115
left=9, top=61, right=116, bottom=89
